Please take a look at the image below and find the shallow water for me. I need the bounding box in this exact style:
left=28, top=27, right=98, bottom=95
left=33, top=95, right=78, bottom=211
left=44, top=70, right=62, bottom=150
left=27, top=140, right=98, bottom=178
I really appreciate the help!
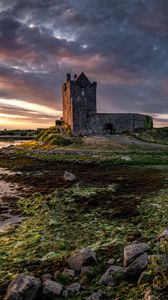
left=0, top=140, right=28, bottom=148
left=0, top=168, right=21, bottom=229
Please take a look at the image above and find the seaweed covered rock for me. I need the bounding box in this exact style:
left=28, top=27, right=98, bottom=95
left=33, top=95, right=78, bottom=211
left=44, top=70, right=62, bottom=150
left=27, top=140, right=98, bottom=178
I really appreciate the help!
left=5, top=274, right=41, bottom=300
left=67, top=247, right=97, bottom=272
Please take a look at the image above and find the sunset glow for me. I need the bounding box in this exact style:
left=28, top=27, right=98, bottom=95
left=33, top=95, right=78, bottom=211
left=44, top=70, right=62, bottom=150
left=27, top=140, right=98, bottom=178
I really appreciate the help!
left=0, top=98, right=61, bottom=129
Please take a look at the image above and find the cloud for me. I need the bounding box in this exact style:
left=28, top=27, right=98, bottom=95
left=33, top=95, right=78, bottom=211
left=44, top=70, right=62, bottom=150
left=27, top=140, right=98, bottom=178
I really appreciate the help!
left=0, top=0, right=168, bottom=128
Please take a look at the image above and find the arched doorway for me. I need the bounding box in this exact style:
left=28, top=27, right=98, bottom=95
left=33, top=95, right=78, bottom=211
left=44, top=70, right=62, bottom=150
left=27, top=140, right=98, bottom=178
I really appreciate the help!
left=104, top=123, right=115, bottom=135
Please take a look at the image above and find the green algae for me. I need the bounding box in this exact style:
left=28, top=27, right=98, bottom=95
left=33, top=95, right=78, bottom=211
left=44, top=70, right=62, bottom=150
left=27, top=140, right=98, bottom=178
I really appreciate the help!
left=1, top=145, right=168, bottom=298
left=0, top=183, right=168, bottom=298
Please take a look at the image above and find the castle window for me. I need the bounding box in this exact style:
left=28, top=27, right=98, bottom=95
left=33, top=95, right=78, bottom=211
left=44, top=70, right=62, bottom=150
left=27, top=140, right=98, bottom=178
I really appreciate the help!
left=82, top=90, right=85, bottom=96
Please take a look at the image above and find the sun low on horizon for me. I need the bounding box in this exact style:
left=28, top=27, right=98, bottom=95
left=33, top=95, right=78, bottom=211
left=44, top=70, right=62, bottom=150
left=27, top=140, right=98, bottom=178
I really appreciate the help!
left=0, top=0, right=168, bottom=129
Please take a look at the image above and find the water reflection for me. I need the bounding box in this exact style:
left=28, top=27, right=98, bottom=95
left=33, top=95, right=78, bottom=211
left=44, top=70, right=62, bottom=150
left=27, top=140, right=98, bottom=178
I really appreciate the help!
left=0, top=140, right=29, bottom=148
left=0, top=168, right=21, bottom=229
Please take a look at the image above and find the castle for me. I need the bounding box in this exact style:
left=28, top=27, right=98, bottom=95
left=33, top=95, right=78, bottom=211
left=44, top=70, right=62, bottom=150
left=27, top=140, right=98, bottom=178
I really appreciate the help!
left=61, top=72, right=153, bottom=135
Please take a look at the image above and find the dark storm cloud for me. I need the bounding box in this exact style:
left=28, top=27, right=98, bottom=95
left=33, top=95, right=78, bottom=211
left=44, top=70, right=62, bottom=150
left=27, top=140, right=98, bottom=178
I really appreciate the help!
left=0, top=0, right=168, bottom=127
left=0, top=63, right=58, bottom=108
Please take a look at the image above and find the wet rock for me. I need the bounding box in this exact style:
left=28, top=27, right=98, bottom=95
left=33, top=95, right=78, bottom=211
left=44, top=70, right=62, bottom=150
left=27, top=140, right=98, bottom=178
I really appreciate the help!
left=42, top=279, right=63, bottom=298
left=125, top=252, right=148, bottom=277
left=143, top=289, right=157, bottom=300
left=99, top=265, right=124, bottom=286
left=63, top=171, right=76, bottom=182
left=65, top=282, right=81, bottom=295
left=158, top=228, right=168, bottom=241
left=86, top=291, right=103, bottom=300
left=124, top=243, right=150, bottom=267
left=5, top=274, right=41, bottom=300
left=67, top=247, right=97, bottom=272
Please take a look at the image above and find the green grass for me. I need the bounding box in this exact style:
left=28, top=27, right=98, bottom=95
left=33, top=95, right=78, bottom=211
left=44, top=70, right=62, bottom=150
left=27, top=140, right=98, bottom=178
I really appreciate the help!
left=35, top=126, right=73, bottom=146
left=6, top=147, right=168, bottom=166
left=132, top=127, right=168, bottom=145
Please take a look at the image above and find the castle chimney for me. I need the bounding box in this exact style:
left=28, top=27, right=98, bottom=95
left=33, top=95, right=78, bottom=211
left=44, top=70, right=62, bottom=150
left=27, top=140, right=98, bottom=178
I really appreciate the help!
left=67, top=73, right=71, bottom=81
left=74, top=74, right=77, bottom=80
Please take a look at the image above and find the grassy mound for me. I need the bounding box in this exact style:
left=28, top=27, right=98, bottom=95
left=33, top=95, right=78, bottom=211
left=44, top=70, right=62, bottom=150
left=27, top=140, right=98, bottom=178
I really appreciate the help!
left=36, top=126, right=73, bottom=146
left=132, top=127, right=168, bottom=144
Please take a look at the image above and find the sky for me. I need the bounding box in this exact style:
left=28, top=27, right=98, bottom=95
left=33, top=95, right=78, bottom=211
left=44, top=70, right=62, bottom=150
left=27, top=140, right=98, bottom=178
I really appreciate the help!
left=0, top=0, right=168, bottom=129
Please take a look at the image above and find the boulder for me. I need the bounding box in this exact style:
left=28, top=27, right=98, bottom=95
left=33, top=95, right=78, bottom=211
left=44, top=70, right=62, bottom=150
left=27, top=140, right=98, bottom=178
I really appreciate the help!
left=125, top=252, right=148, bottom=277
left=63, top=171, right=76, bottom=182
left=65, top=283, right=81, bottom=295
left=124, top=243, right=150, bottom=267
left=99, top=265, right=124, bottom=286
left=42, top=279, right=63, bottom=298
left=5, top=274, right=41, bottom=300
left=86, top=291, right=103, bottom=300
left=158, top=228, right=168, bottom=241
left=67, top=248, right=97, bottom=272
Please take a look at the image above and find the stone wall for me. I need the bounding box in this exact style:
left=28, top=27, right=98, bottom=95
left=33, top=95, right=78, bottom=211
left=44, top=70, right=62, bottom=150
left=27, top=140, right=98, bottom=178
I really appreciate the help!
left=84, top=113, right=153, bottom=135
left=87, top=113, right=153, bottom=135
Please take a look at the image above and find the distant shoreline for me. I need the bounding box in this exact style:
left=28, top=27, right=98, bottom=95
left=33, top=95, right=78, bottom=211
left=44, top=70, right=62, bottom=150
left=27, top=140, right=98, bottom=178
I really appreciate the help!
left=0, top=136, right=35, bottom=140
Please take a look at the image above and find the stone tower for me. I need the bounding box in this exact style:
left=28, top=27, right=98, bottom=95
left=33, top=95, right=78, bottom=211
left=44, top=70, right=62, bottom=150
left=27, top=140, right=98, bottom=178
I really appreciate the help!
left=62, top=72, right=97, bottom=134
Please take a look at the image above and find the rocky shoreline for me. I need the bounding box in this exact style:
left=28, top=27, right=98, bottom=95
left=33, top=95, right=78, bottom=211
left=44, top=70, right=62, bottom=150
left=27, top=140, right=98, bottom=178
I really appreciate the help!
left=4, top=232, right=168, bottom=299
